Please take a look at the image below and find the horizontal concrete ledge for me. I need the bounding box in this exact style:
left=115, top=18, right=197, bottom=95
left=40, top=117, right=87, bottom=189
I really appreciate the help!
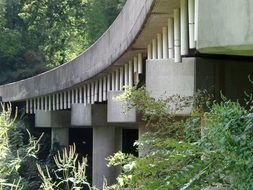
left=0, top=0, right=155, bottom=102
left=197, top=0, right=253, bottom=57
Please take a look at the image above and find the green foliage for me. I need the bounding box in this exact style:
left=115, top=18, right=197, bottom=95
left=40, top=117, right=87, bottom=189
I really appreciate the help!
left=19, top=0, right=88, bottom=67
left=0, top=0, right=125, bottom=85
left=37, top=144, right=94, bottom=190
left=106, top=88, right=253, bottom=190
left=85, top=0, right=125, bottom=44
left=0, top=104, right=42, bottom=189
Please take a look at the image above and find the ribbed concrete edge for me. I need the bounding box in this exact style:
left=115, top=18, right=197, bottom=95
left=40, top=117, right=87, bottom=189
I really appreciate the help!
left=0, top=0, right=155, bottom=102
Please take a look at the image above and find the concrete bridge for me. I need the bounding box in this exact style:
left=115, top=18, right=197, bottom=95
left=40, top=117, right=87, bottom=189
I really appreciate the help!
left=0, top=0, right=253, bottom=189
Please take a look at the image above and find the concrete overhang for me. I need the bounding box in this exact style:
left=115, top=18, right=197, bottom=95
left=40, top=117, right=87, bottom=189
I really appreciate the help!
left=0, top=0, right=179, bottom=102
left=197, top=0, right=253, bottom=56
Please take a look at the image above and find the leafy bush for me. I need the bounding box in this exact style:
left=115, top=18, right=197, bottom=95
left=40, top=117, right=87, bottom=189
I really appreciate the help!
left=106, top=87, right=253, bottom=190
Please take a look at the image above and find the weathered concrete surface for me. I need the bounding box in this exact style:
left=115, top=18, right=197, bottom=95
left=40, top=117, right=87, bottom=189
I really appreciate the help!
left=146, top=58, right=196, bottom=97
left=71, top=104, right=107, bottom=126
left=107, top=91, right=136, bottom=123
left=35, top=110, right=70, bottom=128
left=92, top=126, right=121, bottom=190
left=197, top=0, right=253, bottom=56
left=0, top=0, right=155, bottom=102
left=71, top=104, right=92, bottom=126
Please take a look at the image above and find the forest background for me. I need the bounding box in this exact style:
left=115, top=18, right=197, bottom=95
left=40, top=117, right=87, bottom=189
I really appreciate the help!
left=0, top=0, right=125, bottom=85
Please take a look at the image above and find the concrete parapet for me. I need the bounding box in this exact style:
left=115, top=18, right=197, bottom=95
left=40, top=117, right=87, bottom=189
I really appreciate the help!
left=107, top=91, right=136, bottom=123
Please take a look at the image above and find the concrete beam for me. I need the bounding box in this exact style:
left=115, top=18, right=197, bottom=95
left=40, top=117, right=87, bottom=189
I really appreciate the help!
left=71, top=104, right=107, bottom=127
left=146, top=58, right=196, bottom=115
left=35, top=110, right=70, bottom=128
left=107, top=91, right=136, bottom=123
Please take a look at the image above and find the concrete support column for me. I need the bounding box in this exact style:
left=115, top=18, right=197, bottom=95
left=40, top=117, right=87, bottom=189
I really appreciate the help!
left=34, top=98, right=37, bottom=112
left=64, top=91, right=67, bottom=109
left=26, top=100, right=29, bottom=113
left=147, top=44, right=152, bottom=60
left=71, top=89, right=75, bottom=107
left=30, top=99, right=33, bottom=113
left=56, top=93, right=60, bottom=110
left=93, top=126, right=121, bottom=189
left=91, top=82, right=95, bottom=104
left=174, top=8, right=181, bottom=63
left=51, top=127, right=69, bottom=148
left=112, top=72, right=115, bottom=91
left=75, top=89, right=78, bottom=104
left=119, top=67, right=124, bottom=90
left=87, top=84, right=91, bottom=104
left=168, top=18, right=174, bottom=58
left=188, top=0, right=195, bottom=48
left=103, top=76, right=107, bottom=101
left=115, top=70, right=119, bottom=91
left=138, top=125, right=149, bottom=157
left=137, top=53, right=143, bottom=74
left=68, top=91, right=71, bottom=109
left=180, top=0, right=189, bottom=55
left=194, top=0, right=199, bottom=42
left=60, top=93, right=64, bottom=109
left=44, top=96, right=48, bottom=112
left=152, top=39, right=157, bottom=59
left=124, top=63, right=129, bottom=88
left=133, top=56, right=138, bottom=86
left=162, top=27, right=168, bottom=59
left=99, top=78, right=103, bottom=102
left=83, top=85, right=87, bottom=105
left=37, top=97, right=40, bottom=111
left=94, top=80, right=98, bottom=102
left=79, top=87, right=82, bottom=104
left=157, top=33, right=162, bottom=59
left=107, top=74, right=111, bottom=92
left=128, top=60, right=133, bottom=87
left=40, top=96, right=44, bottom=110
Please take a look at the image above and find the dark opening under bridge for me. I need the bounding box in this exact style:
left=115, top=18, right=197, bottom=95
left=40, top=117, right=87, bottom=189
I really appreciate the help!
left=1, top=0, right=253, bottom=189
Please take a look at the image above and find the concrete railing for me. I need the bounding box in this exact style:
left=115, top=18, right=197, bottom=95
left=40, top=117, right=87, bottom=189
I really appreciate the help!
left=0, top=0, right=154, bottom=102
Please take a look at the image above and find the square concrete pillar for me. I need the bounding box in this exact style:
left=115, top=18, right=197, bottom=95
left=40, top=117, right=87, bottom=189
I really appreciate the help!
left=107, top=91, right=136, bottom=123
left=71, top=104, right=107, bottom=127
left=146, top=58, right=196, bottom=115
left=92, top=126, right=122, bottom=190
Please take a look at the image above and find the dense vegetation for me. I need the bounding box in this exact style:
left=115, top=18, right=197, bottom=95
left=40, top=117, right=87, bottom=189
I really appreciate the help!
left=0, top=0, right=125, bottom=85
left=0, top=104, right=94, bottom=189
left=106, top=87, right=253, bottom=189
